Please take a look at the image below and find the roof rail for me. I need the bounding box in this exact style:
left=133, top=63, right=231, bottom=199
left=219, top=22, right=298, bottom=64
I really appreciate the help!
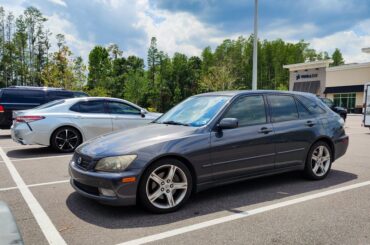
left=7, top=86, right=65, bottom=90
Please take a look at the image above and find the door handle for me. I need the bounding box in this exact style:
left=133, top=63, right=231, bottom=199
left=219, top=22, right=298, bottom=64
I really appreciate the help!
left=258, top=127, right=273, bottom=134
left=305, top=120, right=316, bottom=127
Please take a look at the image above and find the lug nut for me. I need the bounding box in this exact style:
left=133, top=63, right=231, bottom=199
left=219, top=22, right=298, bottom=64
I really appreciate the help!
left=170, top=184, right=173, bottom=188
left=167, top=179, right=170, bottom=183
left=166, top=190, right=170, bottom=193
left=161, top=182, right=165, bottom=185
left=161, top=188, right=164, bottom=191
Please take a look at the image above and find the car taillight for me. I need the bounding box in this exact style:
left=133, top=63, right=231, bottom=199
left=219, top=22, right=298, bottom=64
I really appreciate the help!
left=0, top=105, right=4, bottom=113
left=16, top=116, right=45, bottom=123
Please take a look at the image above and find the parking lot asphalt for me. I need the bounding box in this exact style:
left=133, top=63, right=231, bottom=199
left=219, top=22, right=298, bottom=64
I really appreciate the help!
left=0, top=115, right=369, bottom=245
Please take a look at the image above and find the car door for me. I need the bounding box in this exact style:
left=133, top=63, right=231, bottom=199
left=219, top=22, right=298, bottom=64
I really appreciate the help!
left=107, top=101, right=150, bottom=131
left=210, top=95, right=276, bottom=181
left=69, top=100, right=113, bottom=140
left=267, top=95, right=316, bottom=169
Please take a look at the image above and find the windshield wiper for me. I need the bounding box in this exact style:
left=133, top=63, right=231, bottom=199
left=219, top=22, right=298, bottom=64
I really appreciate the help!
left=162, top=120, right=189, bottom=126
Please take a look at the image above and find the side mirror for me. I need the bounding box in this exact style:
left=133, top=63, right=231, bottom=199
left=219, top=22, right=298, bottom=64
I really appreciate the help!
left=218, top=118, right=238, bottom=130
left=140, top=109, right=147, bottom=118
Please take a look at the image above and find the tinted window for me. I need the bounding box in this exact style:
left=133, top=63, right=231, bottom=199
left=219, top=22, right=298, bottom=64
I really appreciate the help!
left=108, top=102, right=140, bottom=115
left=223, top=95, right=266, bottom=127
left=47, top=91, right=74, bottom=101
left=2, top=89, right=45, bottom=104
left=296, top=99, right=312, bottom=119
left=268, top=95, right=298, bottom=122
left=297, top=95, right=326, bottom=114
left=70, top=101, right=105, bottom=113
left=73, top=91, right=89, bottom=97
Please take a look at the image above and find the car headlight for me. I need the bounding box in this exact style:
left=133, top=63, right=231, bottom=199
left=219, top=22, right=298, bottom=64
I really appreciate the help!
left=95, top=155, right=137, bottom=172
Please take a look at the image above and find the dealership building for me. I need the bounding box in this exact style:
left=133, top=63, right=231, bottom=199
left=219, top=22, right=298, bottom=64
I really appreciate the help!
left=284, top=48, right=370, bottom=113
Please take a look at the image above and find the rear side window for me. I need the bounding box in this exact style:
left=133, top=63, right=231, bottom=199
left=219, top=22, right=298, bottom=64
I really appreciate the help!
left=295, top=99, right=312, bottom=119
left=1, top=89, right=45, bottom=104
left=223, top=95, right=266, bottom=127
left=268, top=95, right=299, bottom=122
left=47, top=91, right=74, bottom=101
left=297, top=95, right=326, bottom=114
left=70, top=101, right=106, bottom=113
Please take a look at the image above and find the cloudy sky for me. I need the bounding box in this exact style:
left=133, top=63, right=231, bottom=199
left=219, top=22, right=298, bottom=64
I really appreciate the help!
left=1, top=0, right=370, bottom=64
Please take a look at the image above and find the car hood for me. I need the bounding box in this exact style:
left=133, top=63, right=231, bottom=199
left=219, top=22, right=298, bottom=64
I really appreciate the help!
left=77, top=123, right=200, bottom=158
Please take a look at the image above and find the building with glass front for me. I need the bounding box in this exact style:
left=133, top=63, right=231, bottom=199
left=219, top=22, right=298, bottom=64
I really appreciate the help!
left=284, top=49, right=370, bottom=113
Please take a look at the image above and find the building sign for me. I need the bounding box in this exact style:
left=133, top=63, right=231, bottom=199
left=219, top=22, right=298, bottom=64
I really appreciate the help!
left=296, top=73, right=318, bottom=80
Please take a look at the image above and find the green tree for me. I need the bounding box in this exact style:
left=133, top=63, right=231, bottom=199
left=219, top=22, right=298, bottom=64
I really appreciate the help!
left=331, top=48, right=344, bottom=67
left=87, top=45, right=111, bottom=89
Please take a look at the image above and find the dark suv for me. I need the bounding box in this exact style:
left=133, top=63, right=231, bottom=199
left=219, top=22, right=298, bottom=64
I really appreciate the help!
left=0, top=86, right=88, bottom=129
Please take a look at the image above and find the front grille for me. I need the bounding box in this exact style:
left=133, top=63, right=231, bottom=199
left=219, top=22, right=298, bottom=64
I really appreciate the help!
left=74, top=180, right=99, bottom=195
left=73, top=153, right=94, bottom=170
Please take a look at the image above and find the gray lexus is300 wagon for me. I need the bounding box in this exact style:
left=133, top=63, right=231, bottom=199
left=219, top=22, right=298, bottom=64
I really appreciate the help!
left=69, top=90, right=349, bottom=213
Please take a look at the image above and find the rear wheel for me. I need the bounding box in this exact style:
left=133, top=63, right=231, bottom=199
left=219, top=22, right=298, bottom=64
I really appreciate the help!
left=304, top=141, right=332, bottom=180
left=139, top=158, right=192, bottom=213
left=51, top=127, right=82, bottom=153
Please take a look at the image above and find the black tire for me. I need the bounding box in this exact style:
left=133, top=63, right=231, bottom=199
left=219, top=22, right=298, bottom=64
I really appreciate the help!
left=304, top=141, right=332, bottom=180
left=138, top=158, right=193, bottom=214
left=51, top=126, right=82, bottom=153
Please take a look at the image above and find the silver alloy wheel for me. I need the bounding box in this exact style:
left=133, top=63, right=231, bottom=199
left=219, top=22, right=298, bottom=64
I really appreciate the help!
left=311, top=145, right=331, bottom=177
left=55, top=129, right=79, bottom=151
left=146, top=164, right=188, bottom=209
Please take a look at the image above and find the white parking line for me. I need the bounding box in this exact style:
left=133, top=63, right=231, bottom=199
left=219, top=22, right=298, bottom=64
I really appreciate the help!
left=117, top=180, right=370, bottom=245
left=0, top=147, right=67, bottom=244
left=0, top=179, right=70, bottom=192
left=0, top=154, right=72, bottom=163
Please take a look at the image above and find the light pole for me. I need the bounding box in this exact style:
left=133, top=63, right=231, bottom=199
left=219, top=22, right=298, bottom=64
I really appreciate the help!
left=252, top=0, right=258, bottom=90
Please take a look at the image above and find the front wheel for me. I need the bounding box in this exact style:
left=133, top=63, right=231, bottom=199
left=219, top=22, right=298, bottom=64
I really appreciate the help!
left=304, top=141, right=332, bottom=180
left=139, top=158, right=193, bottom=213
left=51, top=127, right=82, bottom=153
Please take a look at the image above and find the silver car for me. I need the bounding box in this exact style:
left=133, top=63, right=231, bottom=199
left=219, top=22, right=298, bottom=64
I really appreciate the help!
left=11, top=97, right=161, bottom=152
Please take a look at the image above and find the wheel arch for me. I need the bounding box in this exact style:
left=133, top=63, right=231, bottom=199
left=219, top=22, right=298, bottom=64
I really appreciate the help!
left=311, top=136, right=335, bottom=161
left=138, top=153, right=198, bottom=194
left=49, top=124, right=84, bottom=146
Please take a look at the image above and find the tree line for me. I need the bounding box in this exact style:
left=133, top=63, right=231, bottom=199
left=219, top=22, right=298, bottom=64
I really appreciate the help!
left=0, top=6, right=345, bottom=112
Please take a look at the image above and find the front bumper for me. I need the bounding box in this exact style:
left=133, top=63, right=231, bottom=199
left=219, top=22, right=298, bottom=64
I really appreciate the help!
left=11, top=123, right=50, bottom=146
left=69, top=161, right=141, bottom=206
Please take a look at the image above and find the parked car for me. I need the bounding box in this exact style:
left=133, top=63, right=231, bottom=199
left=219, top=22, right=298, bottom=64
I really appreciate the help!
left=320, top=98, right=347, bottom=121
left=69, top=90, right=349, bottom=213
left=0, top=86, right=88, bottom=129
left=11, top=97, right=161, bottom=152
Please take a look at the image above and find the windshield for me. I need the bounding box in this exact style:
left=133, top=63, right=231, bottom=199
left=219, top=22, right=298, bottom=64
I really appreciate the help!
left=321, top=98, right=334, bottom=107
left=155, top=95, right=230, bottom=127
left=33, top=99, right=65, bottom=110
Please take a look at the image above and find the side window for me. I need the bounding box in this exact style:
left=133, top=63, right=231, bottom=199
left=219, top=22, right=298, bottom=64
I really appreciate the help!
left=108, top=102, right=140, bottom=115
left=70, top=101, right=105, bottom=113
left=268, top=95, right=299, bottom=122
left=223, top=95, right=266, bottom=127
left=2, top=89, right=45, bottom=104
left=47, top=91, right=74, bottom=101
left=295, top=99, right=312, bottom=119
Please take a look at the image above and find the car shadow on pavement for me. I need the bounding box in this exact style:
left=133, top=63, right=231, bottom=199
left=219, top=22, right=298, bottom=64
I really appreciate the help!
left=0, top=134, right=11, bottom=139
left=6, top=147, right=72, bottom=159
left=66, top=169, right=357, bottom=229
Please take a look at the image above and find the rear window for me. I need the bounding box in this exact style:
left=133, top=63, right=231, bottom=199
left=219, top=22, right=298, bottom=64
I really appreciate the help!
left=1, top=89, right=45, bottom=104
left=70, top=100, right=106, bottom=113
left=33, top=100, right=65, bottom=110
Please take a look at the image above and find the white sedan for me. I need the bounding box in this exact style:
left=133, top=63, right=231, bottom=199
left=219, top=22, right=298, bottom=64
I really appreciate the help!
left=11, top=97, right=162, bottom=152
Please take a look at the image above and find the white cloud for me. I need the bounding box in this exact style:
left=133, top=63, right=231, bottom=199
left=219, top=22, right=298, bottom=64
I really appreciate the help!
left=46, top=14, right=94, bottom=60
left=309, top=19, right=370, bottom=63
left=48, top=0, right=67, bottom=7
left=134, top=0, right=225, bottom=57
